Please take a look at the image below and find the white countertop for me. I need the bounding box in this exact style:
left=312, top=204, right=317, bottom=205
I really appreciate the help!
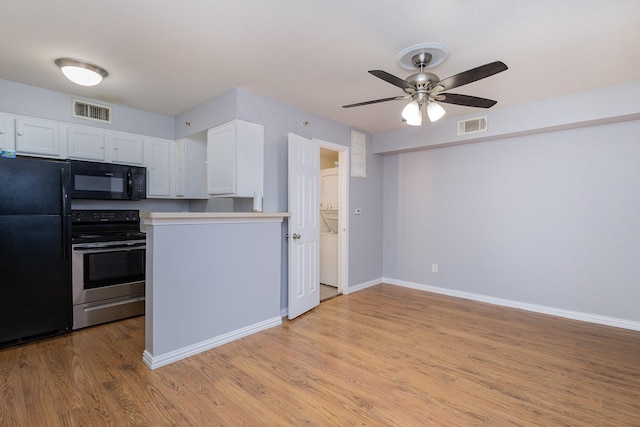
left=140, top=211, right=290, bottom=225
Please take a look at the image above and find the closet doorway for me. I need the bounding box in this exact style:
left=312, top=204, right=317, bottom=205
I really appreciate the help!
left=318, top=144, right=347, bottom=301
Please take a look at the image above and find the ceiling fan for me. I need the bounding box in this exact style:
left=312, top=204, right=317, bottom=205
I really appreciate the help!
left=343, top=52, right=508, bottom=126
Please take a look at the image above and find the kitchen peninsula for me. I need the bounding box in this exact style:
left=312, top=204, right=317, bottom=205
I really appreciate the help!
left=140, top=211, right=290, bottom=369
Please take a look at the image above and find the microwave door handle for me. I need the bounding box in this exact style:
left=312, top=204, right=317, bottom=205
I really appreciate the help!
left=127, top=169, right=133, bottom=198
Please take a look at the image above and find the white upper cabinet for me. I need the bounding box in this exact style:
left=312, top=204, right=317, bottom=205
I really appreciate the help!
left=66, top=126, right=144, bottom=165
left=3, top=111, right=209, bottom=200
left=175, top=138, right=207, bottom=199
left=15, top=117, right=63, bottom=159
left=108, top=131, right=144, bottom=165
left=207, top=120, right=264, bottom=197
left=143, top=137, right=173, bottom=198
left=67, top=125, right=106, bottom=161
left=0, top=114, right=16, bottom=152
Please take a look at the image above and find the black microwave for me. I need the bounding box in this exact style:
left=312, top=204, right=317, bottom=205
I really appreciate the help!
left=69, top=160, right=146, bottom=200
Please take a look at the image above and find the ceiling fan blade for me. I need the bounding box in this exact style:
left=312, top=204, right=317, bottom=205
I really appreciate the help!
left=438, top=93, right=498, bottom=108
left=368, top=70, right=415, bottom=90
left=435, top=61, right=508, bottom=91
left=342, top=96, right=405, bottom=108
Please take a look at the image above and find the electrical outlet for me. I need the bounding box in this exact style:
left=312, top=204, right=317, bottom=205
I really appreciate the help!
left=432, top=264, right=438, bottom=273
left=354, top=208, right=361, bottom=215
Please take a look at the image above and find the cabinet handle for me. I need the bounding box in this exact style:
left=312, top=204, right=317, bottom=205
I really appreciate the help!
left=17, top=132, right=23, bottom=136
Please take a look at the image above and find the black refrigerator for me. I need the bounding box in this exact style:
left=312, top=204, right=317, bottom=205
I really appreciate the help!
left=0, top=156, right=73, bottom=348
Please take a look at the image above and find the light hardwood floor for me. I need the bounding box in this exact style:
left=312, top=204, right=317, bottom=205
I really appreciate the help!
left=1, top=284, right=639, bottom=426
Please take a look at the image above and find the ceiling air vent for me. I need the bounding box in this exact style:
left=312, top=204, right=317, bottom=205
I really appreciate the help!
left=457, top=116, right=487, bottom=136
left=72, top=99, right=112, bottom=124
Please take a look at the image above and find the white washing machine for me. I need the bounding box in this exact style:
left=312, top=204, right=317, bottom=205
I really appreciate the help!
left=320, top=209, right=338, bottom=287
left=320, top=232, right=338, bottom=287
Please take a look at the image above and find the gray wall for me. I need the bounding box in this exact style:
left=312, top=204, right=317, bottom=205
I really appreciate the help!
left=373, top=80, right=640, bottom=155
left=0, top=79, right=175, bottom=139
left=382, top=118, right=640, bottom=323
left=177, top=88, right=384, bottom=307
left=348, top=144, right=383, bottom=287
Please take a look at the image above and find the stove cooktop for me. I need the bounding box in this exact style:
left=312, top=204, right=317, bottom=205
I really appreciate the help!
left=72, top=231, right=146, bottom=244
left=71, top=209, right=144, bottom=243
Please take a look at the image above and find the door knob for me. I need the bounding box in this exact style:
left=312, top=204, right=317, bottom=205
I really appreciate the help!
left=292, top=233, right=301, bottom=239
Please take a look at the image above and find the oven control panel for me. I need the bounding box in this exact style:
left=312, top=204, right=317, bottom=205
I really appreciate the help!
left=72, top=210, right=139, bottom=223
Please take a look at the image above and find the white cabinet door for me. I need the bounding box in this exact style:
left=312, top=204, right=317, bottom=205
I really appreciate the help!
left=175, top=139, right=186, bottom=197
left=144, top=138, right=173, bottom=198
left=67, top=125, right=106, bottom=161
left=175, top=138, right=207, bottom=199
left=207, top=122, right=236, bottom=194
left=0, top=114, right=15, bottom=151
left=15, top=117, right=62, bottom=158
left=63, top=127, right=144, bottom=165
left=108, top=132, right=144, bottom=165
left=206, top=120, right=263, bottom=197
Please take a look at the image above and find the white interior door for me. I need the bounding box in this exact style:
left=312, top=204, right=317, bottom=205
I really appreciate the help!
left=288, top=133, right=320, bottom=319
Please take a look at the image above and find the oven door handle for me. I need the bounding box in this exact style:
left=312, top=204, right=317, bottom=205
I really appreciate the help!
left=73, top=243, right=146, bottom=252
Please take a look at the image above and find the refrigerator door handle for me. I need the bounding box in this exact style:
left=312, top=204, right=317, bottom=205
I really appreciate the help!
left=62, top=216, right=69, bottom=260
left=61, top=167, right=69, bottom=260
left=61, top=167, right=68, bottom=213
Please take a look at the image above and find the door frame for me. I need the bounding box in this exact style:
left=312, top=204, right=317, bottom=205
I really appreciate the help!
left=313, top=138, right=349, bottom=295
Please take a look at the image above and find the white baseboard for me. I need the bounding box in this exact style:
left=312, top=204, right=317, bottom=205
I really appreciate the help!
left=346, top=277, right=383, bottom=294
left=278, top=278, right=382, bottom=317
left=383, top=277, right=640, bottom=332
left=143, top=316, right=283, bottom=370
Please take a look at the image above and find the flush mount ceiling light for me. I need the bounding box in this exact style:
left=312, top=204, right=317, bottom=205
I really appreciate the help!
left=55, top=58, right=108, bottom=86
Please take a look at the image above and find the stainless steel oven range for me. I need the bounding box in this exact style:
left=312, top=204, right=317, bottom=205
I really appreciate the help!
left=71, top=209, right=145, bottom=330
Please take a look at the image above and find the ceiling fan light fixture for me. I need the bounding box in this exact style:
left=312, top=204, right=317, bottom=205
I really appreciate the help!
left=401, top=100, right=422, bottom=126
left=401, top=100, right=420, bottom=120
left=404, top=114, right=423, bottom=126
left=55, top=58, right=108, bottom=86
left=427, top=101, right=446, bottom=122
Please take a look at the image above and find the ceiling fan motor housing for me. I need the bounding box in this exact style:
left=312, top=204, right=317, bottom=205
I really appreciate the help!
left=405, top=72, right=438, bottom=90
left=412, top=52, right=432, bottom=68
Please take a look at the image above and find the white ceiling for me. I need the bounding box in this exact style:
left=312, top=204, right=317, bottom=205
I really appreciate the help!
left=1, top=0, right=639, bottom=134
